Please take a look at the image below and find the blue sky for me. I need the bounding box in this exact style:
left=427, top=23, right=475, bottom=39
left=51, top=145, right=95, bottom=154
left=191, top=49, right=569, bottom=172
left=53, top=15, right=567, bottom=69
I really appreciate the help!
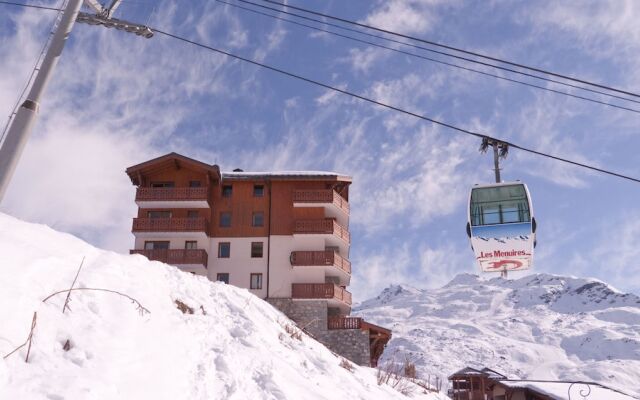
left=1, top=0, right=640, bottom=301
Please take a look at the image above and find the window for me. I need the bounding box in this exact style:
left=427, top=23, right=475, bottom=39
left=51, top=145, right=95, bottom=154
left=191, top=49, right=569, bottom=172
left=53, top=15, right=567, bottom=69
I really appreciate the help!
left=470, top=185, right=531, bottom=226
left=250, top=273, right=263, bottom=290
left=222, top=185, right=233, bottom=197
left=185, top=241, right=197, bottom=250
left=147, top=210, right=171, bottom=218
left=218, top=242, right=230, bottom=258
left=251, top=242, right=263, bottom=258
left=217, top=273, right=229, bottom=284
left=252, top=212, right=264, bottom=227
left=219, top=212, right=231, bottom=227
left=253, top=185, right=264, bottom=197
left=189, top=180, right=201, bottom=187
left=144, top=241, right=169, bottom=250
left=187, top=210, right=199, bottom=218
left=151, top=181, right=174, bottom=188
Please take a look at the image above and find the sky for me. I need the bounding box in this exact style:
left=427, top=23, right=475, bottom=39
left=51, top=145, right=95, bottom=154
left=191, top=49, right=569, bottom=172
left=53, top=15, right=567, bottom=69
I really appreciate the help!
left=1, top=0, right=640, bottom=302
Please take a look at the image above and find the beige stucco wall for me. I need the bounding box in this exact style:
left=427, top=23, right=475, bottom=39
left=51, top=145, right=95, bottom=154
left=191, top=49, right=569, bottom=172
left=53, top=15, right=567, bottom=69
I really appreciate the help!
left=207, top=237, right=268, bottom=298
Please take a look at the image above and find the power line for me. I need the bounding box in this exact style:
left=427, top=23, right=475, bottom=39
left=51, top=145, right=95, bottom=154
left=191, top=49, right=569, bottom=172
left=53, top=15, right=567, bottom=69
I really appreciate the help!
left=215, top=0, right=640, bottom=114
left=261, top=0, right=640, bottom=100
left=240, top=0, right=640, bottom=107
left=151, top=27, right=640, bottom=184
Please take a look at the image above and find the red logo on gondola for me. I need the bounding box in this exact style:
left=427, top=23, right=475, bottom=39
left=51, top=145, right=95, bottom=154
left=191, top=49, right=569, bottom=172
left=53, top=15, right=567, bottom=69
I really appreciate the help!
left=487, top=260, right=523, bottom=270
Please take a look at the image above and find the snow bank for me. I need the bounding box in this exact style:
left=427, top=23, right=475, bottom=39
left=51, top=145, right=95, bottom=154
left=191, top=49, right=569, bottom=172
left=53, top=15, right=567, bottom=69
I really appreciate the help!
left=0, top=213, right=444, bottom=400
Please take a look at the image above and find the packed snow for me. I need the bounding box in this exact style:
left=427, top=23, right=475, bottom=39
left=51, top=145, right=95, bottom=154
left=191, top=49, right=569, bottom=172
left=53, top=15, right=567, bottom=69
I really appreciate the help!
left=354, top=273, right=640, bottom=397
left=0, top=213, right=445, bottom=400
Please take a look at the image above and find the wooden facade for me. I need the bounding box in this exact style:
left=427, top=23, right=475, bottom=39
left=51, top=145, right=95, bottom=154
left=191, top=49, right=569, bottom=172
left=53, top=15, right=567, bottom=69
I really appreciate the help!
left=126, top=152, right=391, bottom=367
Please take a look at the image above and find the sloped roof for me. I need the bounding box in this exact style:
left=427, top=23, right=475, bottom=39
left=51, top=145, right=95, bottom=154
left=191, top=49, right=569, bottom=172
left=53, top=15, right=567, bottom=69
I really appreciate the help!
left=497, top=380, right=636, bottom=400
left=222, top=171, right=352, bottom=182
left=125, top=153, right=220, bottom=185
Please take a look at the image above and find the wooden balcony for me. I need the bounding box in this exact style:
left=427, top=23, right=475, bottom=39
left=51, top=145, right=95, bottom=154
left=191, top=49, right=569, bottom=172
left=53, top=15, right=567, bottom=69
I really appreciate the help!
left=291, top=283, right=352, bottom=306
left=293, top=189, right=349, bottom=214
left=290, top=251, right=351, bottom=275
left=135, top=187, right=209, bottom=208
left=328, top=316, right=362, bottom=330
left=130, top=249, right=208, bottom=268
left=293, top=219, right=350, bottom=244
left=132, top=217, right=208, bottom=234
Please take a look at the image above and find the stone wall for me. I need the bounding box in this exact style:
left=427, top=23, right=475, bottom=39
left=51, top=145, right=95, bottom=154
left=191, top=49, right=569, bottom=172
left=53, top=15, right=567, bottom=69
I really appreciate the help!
left=317, top=329, right=370, bottom=366
left=267, top=298, right=371, bottom=366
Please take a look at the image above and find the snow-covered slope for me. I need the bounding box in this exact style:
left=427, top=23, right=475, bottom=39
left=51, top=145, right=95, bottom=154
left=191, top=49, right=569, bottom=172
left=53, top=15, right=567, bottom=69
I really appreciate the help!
left=0, top=213, right=445, bottom=400
left=354, top=273, right=640, bottom=397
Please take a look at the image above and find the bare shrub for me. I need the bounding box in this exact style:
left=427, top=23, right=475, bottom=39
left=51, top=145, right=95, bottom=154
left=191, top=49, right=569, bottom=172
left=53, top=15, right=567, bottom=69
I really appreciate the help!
left=375, top=350, right=419, bottom=396
left=175, top=299, right=194, bottom=314
left=284, top=323, right=302, bottom=341
left=339, top=358, right=354, bottom=372
left=3, top=312, right=37, bottom=362
left=43, top=288, right=150, bottom=315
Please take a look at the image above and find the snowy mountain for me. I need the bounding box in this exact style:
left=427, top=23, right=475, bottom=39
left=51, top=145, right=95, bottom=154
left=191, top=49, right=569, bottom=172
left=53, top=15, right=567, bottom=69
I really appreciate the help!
left=354, top=273, right=640, bottom=397
left=0, top=213, right=446, bottom=400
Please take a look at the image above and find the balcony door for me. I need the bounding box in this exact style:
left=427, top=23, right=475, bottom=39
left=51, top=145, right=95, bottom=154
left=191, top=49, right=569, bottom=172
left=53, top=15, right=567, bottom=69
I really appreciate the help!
left=148, top=211, right=172, bottom=219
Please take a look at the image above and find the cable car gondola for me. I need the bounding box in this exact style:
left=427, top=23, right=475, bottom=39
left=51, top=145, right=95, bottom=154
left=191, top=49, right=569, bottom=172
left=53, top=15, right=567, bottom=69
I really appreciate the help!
left=466, top=182, right=536, bottom=273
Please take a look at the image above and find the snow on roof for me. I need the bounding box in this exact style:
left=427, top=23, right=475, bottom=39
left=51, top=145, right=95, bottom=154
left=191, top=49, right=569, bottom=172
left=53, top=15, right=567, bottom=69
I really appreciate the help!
left=222, top=171, right=351, bottom=181
left=497, top=380, right=636, bottom=400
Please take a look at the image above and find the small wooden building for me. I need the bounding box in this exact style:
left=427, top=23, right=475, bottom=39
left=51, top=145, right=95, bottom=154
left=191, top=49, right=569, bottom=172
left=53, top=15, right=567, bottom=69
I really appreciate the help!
left=448, top=366, right=636, bottom=400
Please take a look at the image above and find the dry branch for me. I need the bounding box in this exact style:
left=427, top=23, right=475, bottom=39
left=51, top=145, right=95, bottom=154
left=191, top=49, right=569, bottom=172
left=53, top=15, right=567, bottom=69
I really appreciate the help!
left=63, top=256, right=85, bottom=314
left=3, top=312, right=37, bottom=362
left=43, top=288, right=150, bottom=315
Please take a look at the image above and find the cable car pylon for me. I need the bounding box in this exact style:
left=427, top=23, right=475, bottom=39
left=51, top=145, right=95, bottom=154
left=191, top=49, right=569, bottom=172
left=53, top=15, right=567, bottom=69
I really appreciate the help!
left=466, top=137, right=536, bottom=279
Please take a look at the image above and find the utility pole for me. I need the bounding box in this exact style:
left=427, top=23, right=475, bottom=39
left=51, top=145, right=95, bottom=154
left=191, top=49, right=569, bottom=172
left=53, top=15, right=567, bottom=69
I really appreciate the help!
left=0, top=0, right=152, bottom=202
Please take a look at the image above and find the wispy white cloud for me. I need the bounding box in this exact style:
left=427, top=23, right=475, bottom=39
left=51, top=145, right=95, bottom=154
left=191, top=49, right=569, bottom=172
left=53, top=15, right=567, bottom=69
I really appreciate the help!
left=362, top=0, right=454, bottom=36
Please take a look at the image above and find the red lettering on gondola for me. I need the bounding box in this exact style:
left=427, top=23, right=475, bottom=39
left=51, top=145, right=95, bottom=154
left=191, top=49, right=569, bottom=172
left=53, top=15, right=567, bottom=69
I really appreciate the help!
left=487, top=260, right=523, bottom=269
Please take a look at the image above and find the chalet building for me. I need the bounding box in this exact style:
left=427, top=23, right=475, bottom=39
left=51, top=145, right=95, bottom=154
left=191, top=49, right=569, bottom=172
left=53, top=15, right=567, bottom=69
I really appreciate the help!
left=126, top=153, right=391, bottom=366
left=448, top=366, right=636, bottom=400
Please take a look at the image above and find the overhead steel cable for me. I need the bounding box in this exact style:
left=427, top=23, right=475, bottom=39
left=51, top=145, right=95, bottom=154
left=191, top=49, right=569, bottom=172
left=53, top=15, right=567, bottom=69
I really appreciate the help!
left=214, top=0, right=640, bottom=114
left=239, top=0, right=640, bottom=107
left=6, top=0, right=640, bottom=110
left=261, top=0, right=640, bottom=100
left=0, top=0, right=60, bottom=11
left=2, top=1, right=638, bottom=182
left=231, top=0, right=640, bottom=108
left=151, top=27, right=640, bottom=184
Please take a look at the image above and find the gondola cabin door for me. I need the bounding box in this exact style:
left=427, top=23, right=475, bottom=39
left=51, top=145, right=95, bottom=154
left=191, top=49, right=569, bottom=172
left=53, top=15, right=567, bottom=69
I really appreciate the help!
left=467, top=182, right=535, bottom=272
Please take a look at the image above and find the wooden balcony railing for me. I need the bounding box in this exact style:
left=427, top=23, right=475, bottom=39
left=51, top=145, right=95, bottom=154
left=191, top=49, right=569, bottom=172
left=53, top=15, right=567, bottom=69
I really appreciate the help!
left=132, top=217, right=208, bottom=233
left=130, top=249, right=208, bottom=268
left=293, top=219, right=350, bottom=243
left=135, top=187, right=209, bottom=202
left=291, top=283, right=352, bottom=305
left=290, top=251, right=351, bottom=274
left=327, top=316, right=362, bottom=330
left=293, top=189, right=349, bottom=214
